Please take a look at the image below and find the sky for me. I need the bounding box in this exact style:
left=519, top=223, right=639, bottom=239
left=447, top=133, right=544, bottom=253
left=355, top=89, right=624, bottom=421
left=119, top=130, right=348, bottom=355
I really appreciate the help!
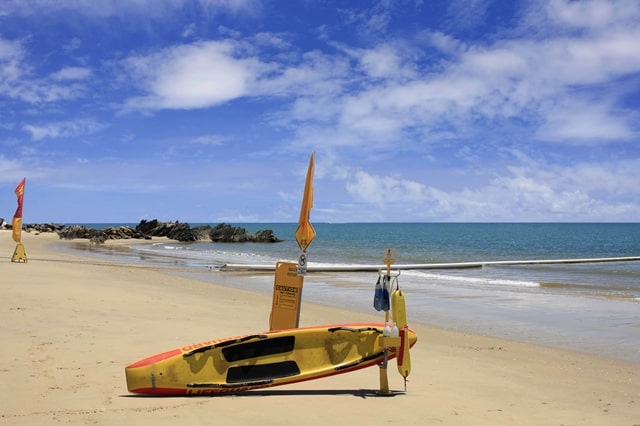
left=1, top=0, right=639, bottom=224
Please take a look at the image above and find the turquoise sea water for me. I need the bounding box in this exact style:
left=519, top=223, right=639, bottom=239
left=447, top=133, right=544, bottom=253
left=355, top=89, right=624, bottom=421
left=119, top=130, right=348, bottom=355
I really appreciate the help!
left=66, top=223, right=640, bottom=362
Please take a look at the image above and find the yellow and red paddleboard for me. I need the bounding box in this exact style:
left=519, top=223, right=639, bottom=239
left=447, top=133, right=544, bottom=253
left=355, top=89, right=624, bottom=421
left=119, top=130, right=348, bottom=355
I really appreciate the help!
left=125, top=323, right=417, bottom=396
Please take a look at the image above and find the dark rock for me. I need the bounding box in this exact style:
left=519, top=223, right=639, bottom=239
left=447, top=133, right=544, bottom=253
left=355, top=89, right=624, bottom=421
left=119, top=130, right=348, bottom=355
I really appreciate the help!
left=58, top=225, right=97, bottom=240
left=19, top=219, right=281, bottom=244
left=209, top=223, right=252, bottom=242
left=134, top=220, right=204, bottom=242
left=165, top=222, right=199, bottom=242
left=192, top=225, right=213, bottom=240
left=254, top=229, right=282, bottom=243
left=135, top=219, right=165, bottom=236
left=21, top=223, right=66, bottom=234
left=209, top=223, right=282, bottom=243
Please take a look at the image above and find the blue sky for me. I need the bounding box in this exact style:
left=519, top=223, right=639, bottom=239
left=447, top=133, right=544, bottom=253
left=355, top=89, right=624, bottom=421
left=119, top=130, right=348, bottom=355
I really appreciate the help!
left=1, top=0, right=639, bottom=223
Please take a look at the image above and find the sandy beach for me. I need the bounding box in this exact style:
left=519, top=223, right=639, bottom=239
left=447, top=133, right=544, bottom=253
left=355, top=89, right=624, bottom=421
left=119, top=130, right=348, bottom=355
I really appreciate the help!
left=1, top=231, right=638, bottom=425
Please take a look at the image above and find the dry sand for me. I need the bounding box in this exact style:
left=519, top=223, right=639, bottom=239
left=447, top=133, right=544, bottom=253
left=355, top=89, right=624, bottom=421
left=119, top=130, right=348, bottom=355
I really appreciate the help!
left=1, top=231, right=638, bottom=425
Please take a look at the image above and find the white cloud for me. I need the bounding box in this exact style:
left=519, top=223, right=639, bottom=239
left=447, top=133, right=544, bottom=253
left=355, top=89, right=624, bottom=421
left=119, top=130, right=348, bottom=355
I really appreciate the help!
left=22, top=119, right=106, bottom=141
left=123, top=41, right=258, bottom=110
left=252, top=32, right=291, bottom=50
left=358, top=44, right=405, bottom=79
left=192, top=134, right=223, bottom=145
left=181, top=23, right=196, bottom=38
left=315, top=5, right=640, bottom=150
left=546, top=0, right=640, bottom=29
left=462, top=157, right=640, bottom=221
left=537, top=101, right=635, bottom=143
left=425, top=31, right=465, bottom=55
left=0, top=37, right=22, bottom=60
left=50, top=66, right=92, bottom=81
left=122, top=38, right=351, bottom=113
left=335, top=150, right=640, bottom=222
left=345, top=170, right=429, bottom=204
left=0, top=38, right=25, bottom=84
left=0, top=37, right=90, bottom=103
left=482, top=161, right=640, bottom=221
left=255, top=50, right=349, bottom=99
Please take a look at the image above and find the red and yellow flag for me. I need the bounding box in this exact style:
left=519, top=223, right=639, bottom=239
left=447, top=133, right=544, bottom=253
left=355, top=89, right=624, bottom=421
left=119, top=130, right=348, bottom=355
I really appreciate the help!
left=294, top=153, right=316, bottom=252
left=12, top=178, right=25, bottom=243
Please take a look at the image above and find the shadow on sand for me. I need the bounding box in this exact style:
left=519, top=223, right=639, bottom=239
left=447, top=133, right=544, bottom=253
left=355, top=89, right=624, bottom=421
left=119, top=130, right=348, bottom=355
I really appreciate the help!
left=121, top=388, right=404, bottom=399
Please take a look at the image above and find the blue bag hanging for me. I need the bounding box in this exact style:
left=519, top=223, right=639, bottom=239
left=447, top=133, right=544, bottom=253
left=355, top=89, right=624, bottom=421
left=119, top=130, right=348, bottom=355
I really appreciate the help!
left=373, top=276, right=384, bottom=311
left=381, top=275, right=390, bottom=312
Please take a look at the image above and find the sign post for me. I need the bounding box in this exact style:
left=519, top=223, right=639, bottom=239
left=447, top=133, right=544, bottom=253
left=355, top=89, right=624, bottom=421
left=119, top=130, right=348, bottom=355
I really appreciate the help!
left=378, top=247, right=396, bottom=395
left=269, top=262, right=304, bottom=331
left=269, top=152, right=315, bottom=330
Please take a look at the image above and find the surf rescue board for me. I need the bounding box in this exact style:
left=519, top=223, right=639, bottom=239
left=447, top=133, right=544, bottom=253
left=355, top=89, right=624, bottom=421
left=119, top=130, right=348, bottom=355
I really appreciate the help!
left=126, top=323, right=417, bottom=396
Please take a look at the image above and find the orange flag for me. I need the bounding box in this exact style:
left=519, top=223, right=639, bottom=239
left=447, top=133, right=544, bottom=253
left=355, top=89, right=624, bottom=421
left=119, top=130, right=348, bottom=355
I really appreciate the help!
left=294, top=153, right=316, bottom=252
left=12, top=178, right=25, bottom=243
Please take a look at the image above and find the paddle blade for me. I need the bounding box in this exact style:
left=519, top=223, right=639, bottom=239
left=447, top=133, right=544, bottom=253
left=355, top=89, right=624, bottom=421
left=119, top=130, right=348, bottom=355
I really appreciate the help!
left=397, top=327, right=412, bottom=379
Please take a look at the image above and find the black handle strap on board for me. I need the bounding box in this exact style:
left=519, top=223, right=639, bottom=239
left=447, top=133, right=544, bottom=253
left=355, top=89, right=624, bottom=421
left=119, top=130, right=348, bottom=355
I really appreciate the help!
left=182, top=334, right=268, bottom=358
left=186, top=379, right=274, bottom=389
left=334, top=352, right=384, bottom=371
left=328, top=326, right=382, bottom=333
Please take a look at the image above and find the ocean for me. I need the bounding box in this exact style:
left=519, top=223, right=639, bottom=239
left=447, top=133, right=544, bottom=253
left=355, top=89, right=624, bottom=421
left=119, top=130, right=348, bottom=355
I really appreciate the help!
left=62, top=223, right=640, bottom=363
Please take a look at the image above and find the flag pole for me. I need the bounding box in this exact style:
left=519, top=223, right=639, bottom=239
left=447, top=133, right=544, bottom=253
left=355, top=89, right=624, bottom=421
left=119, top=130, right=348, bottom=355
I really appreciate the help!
left=11, top=178, right=28, bottom=263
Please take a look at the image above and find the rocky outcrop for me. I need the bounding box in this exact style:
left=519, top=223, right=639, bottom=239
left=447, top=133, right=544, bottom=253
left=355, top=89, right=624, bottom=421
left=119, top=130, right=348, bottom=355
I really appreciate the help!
left=57, top=225, right=147, bottom=244
left=134, top=219, right=206, bottom=242
left=209, top=223, right=282, bottom=243
left=254, top=229, right=282, bottom=243
left=26, top=223, right=65, bottom=233
left=209, top=223, right=253, bottom=242
left=55, top=220, right=206, bottom=243
left=0, top=220, right=66, bottom=234
left=3, top=219, right=281, bottom=244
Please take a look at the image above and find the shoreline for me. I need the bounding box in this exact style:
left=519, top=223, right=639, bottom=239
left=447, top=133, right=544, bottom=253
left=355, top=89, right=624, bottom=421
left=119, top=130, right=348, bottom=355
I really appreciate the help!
left=2, top=231, right=639, bottom=425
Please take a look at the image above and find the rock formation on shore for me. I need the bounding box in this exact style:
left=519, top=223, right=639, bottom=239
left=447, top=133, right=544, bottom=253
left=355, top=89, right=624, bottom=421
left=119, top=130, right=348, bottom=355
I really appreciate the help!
left=0, top=218, right=282, bottom=244
left=209, top=223, right=281, bottom=243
